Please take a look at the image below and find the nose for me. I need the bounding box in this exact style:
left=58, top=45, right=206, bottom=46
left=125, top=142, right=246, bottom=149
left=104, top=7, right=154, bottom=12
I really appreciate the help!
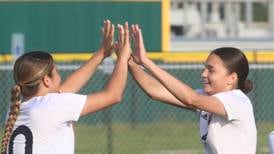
left=201, top=68, right=208, bottom=79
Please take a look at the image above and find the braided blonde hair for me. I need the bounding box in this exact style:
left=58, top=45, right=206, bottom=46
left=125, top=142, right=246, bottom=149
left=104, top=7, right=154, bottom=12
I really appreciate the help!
left=1, top=85, right=21, bottom=154
left=1, top=51, right=54, bottom=154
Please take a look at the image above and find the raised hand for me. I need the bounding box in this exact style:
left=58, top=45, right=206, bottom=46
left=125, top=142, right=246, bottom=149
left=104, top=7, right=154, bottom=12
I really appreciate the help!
left=131, top=24, right=148, bottom=65
left=116, top=21, right=131, bottom=60
left=100, top=20, right=115, bottom=58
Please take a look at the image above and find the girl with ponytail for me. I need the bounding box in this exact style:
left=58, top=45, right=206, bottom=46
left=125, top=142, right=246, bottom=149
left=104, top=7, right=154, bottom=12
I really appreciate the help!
left=129, top=25, right=256, bottom=154
left=1, top=20, right=131, bottom=154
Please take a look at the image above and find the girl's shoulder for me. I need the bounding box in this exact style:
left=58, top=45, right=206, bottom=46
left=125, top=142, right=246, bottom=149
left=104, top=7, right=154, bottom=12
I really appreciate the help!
left=213, top=89, right=252, bottom=107
left=23, top=93, right=82, bottom=108
left=214, top=89, right=248, bottom=99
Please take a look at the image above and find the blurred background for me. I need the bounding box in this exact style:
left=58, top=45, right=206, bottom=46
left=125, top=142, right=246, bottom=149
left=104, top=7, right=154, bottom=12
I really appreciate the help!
left=170, top=0, right=274, bottom=51
left=1, top=0, right=274, bottom=154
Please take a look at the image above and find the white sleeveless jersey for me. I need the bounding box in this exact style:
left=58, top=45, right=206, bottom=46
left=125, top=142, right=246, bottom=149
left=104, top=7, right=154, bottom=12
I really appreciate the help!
left=7, top=93, right=86, bottom=154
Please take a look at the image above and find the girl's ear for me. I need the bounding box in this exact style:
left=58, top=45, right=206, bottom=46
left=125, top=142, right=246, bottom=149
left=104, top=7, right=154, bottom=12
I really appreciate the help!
left=227, top=72, right=238, bottom=87
left=42, top=75, right=51, bottom=88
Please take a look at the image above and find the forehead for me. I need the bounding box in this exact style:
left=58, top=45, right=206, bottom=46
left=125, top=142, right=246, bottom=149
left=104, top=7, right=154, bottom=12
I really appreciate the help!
left=205, top=53, right=226, bottom=69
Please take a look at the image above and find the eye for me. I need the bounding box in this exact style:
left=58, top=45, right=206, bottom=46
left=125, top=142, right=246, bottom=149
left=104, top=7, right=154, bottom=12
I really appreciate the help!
left=208, top=68, right=214, bottom=73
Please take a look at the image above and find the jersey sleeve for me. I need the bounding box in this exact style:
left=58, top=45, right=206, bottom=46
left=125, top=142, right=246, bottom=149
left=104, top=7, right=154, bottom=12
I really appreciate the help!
left=47, top=93, right=87, bottom=124
left=213, top=91, right=244, bottom=121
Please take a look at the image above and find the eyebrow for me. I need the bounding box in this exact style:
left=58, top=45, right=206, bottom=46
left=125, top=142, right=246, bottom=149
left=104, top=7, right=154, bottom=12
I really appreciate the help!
left=204, top=64, right=214, bottom=69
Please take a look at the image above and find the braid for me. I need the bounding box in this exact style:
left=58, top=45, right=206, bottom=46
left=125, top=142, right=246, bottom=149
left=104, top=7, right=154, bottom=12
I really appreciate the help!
left=1, top=85, right=21, bottom=154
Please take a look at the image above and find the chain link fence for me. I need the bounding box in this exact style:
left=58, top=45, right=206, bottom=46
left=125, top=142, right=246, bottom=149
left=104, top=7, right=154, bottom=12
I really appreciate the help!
left=1, top=58, right=274, bottom=154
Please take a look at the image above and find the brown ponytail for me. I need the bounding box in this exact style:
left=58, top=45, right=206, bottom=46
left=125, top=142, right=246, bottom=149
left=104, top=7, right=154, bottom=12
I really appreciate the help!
left=239, top=79, right=253, bottom=94
left=1, top=51, right=54, bottom=154
left=1, top=85, right=22, bottom=154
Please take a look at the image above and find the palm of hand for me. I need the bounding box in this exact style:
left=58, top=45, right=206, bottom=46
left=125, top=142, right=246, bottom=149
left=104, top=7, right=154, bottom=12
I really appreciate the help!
left=132, top=43, right=146, bottom=64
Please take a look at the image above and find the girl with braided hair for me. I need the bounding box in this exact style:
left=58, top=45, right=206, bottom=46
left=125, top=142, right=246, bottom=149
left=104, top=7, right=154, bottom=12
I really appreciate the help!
left=1, top=20, right=131, bottom=154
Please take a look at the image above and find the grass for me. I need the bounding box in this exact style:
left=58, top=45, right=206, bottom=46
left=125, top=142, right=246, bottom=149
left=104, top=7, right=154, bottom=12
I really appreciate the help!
left=75, top=121, right=203, bottom=154
left=257, top=122, right=274, bottom=154
left=74, top=121, right=274, bottom=154
left=1, top=121, right=273, bottom=154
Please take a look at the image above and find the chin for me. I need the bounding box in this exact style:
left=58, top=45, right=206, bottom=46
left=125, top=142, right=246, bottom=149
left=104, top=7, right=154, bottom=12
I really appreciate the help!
left=203, top=87, right=214, bottom=95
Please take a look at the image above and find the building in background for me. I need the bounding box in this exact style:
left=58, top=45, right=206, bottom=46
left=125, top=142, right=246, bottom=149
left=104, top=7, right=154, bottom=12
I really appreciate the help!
left=170, top=0, right=274, bottom=51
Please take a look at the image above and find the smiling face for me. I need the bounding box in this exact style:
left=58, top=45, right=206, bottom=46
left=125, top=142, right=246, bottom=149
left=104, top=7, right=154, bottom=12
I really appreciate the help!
left=201, top=53, right=237, bottom=95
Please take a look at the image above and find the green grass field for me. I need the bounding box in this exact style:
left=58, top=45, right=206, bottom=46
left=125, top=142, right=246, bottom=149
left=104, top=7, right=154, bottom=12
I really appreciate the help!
left=1, top=121, right=273, bottom=154
left=75, top=121, right=203, bottom=154
left=74, top=121, right=274, bottom=154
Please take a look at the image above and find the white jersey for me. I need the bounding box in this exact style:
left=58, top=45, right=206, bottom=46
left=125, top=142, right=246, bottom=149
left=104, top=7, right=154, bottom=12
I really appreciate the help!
left=198, top=89, right=257, bottom=154
left=269, top=131, right=274, bottom=154
left=7, top=93, right=87, bottom=154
